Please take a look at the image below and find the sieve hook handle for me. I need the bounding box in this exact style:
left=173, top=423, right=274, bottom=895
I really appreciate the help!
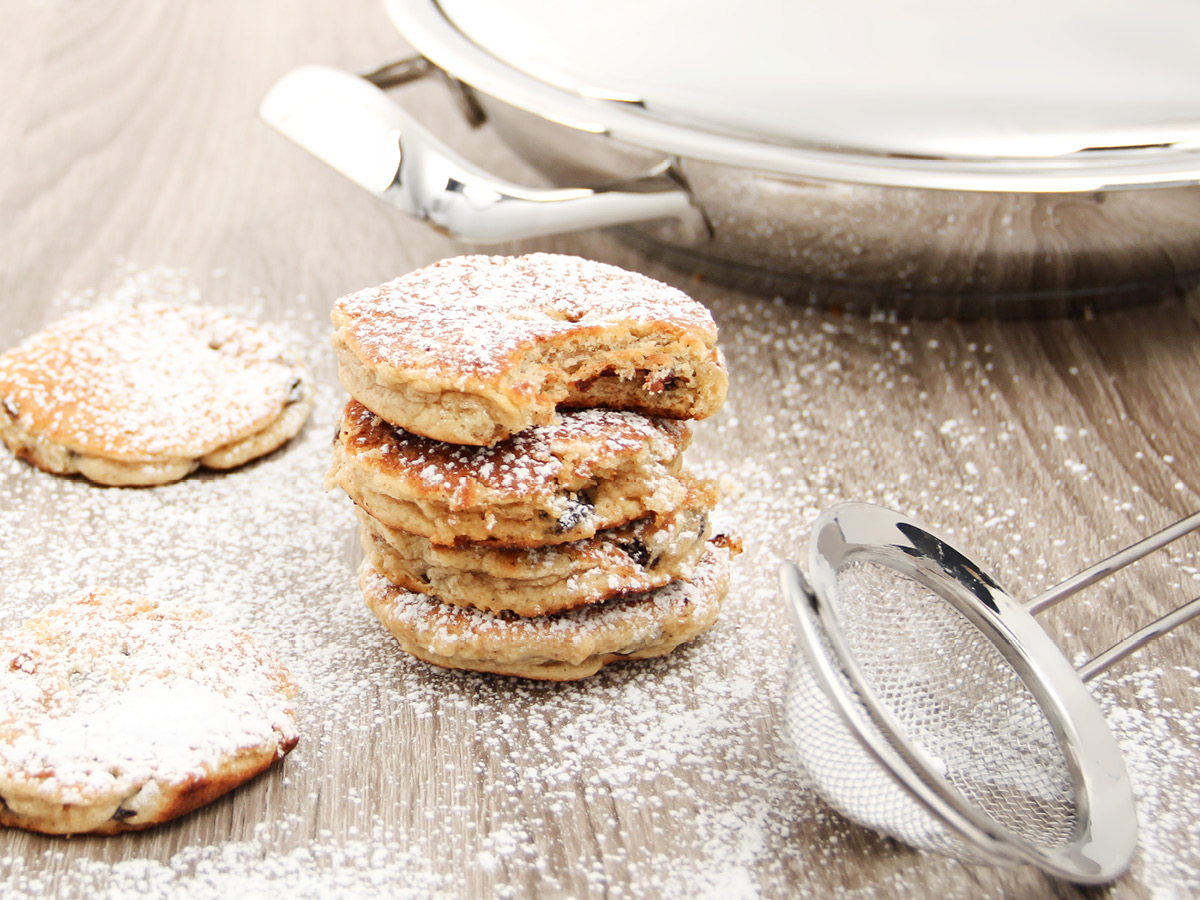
left=1025, top=510, right=1200, bottom=615
left=1077, top=593, right=1200, bottom=682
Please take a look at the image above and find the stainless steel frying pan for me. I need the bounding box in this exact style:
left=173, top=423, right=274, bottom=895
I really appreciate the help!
left=263, top=0, right=1200, bottom=316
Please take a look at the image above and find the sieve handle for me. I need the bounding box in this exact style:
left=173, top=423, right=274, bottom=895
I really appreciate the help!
left=1076, top=593, right=1200, bottom=682
left=1026, top=510, right=1200, bottom=615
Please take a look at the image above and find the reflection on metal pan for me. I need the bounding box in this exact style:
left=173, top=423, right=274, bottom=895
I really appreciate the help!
left=280, top=0, right=1200, bottom=315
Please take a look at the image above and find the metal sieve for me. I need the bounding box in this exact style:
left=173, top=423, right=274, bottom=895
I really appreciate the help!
left=779, top=502, right=1200, bottom=883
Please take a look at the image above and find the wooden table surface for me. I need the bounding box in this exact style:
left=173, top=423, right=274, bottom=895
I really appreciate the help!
left=2, top=2, right=1199, bottom=898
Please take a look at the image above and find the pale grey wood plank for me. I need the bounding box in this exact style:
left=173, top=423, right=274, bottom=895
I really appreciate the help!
left=0, top=1, right=1196, bottom=898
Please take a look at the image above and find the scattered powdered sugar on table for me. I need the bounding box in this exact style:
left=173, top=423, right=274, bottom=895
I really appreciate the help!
left=0, top=271, right=1195, bottom=898
left=1101, top=666, right=1200, bottom=895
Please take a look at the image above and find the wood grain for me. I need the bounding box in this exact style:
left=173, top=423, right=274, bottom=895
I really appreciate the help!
left=0, top=2, right=1198, bottom=898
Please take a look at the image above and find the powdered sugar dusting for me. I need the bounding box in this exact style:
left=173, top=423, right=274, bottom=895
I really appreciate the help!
left=340, top=399, right=690, bottom=501
left=334, top=253, right=718, bottom=378
left=0, top=270, right=1194, bottom=897
left=0, top=304, right=304, bottom=459
left=361, top=545, right=728, bottom=662
left=0, top=589, right=296, bottom=814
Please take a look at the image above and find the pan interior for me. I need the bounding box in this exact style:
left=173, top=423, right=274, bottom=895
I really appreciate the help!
left=433, top=0, right=1200, bottom=161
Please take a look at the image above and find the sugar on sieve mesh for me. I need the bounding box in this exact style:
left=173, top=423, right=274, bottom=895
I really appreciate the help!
left=779, top=502, right=1200, bottom=884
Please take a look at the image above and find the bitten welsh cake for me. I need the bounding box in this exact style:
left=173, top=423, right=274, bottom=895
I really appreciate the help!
left=331, top=253, right=728, bottom=446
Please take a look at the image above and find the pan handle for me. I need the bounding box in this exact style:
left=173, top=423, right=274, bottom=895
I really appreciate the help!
left=261, top=64, right=709, bottom=244
left=392, top=128, right=709, bottom=243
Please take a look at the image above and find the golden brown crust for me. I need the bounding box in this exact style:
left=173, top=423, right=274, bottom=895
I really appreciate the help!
left=328, top=400, right=695, bottom=546
left=0, top=304, right=313, bottom=486
left=331, top=253, right=728, bottom=445
left=359, top=544, right=733, bottom=681
left=356, top=475, right=717, bottom=616
left=0, top=741, right=297, bottom=836
left=0, top=588, right=299, bottom=835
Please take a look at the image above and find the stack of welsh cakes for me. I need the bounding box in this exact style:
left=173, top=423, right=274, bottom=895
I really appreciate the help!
left=327, top=253, right=737, bottom=681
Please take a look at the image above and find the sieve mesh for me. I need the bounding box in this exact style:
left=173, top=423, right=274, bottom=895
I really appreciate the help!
left=784, top=635, right=988, bottom=861
left=829, top=561, right=1080, bottom=851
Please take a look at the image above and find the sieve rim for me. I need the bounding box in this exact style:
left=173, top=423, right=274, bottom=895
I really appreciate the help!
left=792, top=502, right=1137, bottom=884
